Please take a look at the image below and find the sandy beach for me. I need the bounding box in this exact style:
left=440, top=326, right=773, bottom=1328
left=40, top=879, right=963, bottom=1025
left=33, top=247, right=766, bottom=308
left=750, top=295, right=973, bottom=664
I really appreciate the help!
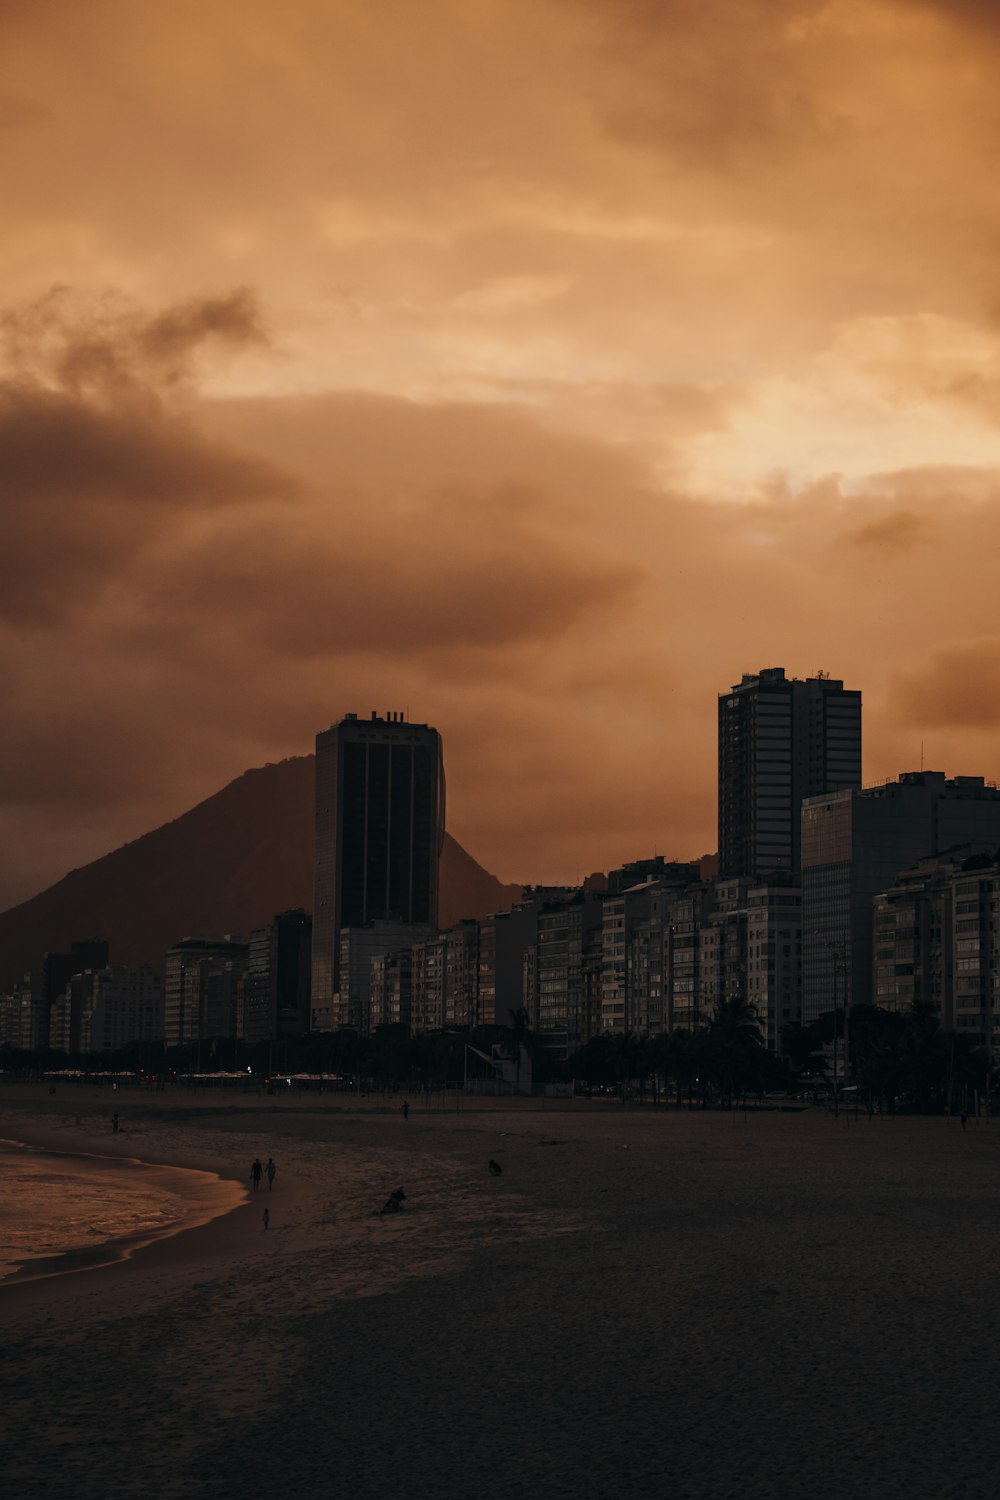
left=2, top=1083, right=999, bottom=1500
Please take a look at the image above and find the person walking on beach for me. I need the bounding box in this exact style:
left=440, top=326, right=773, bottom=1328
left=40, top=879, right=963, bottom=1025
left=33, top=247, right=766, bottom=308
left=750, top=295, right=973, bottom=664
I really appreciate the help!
left=402, top=1100, right=410, bottom=1122
left=265, top=1157, right=276, bottom=1190
left=111, top=1112, right=119, bottom=1134
left=250, top=1157, right=263, bottom=1192
left=263, top=1207, right=270, bottom=1230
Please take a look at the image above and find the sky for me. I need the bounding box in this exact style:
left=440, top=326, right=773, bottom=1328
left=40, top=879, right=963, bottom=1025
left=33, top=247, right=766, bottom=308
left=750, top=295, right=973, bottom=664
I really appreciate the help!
left=4, top=0, right=1000, bottom=909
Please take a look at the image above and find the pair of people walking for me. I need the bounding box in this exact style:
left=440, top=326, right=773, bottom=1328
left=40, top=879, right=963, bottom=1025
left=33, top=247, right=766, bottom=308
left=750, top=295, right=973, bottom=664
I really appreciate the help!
left=250, top=1157, right=277, bottom=1191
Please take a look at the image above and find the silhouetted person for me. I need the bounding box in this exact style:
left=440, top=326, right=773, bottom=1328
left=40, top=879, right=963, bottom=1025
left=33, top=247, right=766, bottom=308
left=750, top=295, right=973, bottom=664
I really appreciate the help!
left=263, top=1207, right=270, bottom=1230
left=112, top=1113, right=119, bottom=1134
left=961, top=1111, right=968, bottom=1132
left=489, top=1159, right=502, bottom=1176
left=402, top=1100, right=410, bottom=1122
left=265, top=1158, right=276, bottom=1190
left=250, top=1157, right=263, bottom=1191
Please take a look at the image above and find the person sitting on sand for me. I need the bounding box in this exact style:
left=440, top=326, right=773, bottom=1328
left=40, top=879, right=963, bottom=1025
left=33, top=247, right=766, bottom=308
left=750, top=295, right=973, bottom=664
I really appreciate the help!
left=250, top=1158, right=263, bottom=1192
left=378, top=1187, right=406, bottom=1216
left=265, top=1157, right=276, bottom=1189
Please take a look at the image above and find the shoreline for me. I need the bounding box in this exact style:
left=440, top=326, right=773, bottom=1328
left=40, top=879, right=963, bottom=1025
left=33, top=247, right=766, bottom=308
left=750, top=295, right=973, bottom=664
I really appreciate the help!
left=0, top=1131, right=249, bottom=1286
left=0, top=1097, right=266, bottom=1314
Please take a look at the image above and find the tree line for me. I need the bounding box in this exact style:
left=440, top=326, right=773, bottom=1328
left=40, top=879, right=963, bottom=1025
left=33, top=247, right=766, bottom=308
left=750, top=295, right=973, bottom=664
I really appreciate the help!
left=2, top=997, right=992, bottom=1114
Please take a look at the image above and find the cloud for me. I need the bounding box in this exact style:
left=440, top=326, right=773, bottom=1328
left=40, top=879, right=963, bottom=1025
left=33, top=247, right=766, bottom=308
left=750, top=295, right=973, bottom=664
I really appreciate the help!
left=840, top=508, right=929, bottom=555
left=888, top=640, right=1000, bottom=731
left=0, top=285, right=269, bottom=398
left=5, top=1, right=1000, bottom=908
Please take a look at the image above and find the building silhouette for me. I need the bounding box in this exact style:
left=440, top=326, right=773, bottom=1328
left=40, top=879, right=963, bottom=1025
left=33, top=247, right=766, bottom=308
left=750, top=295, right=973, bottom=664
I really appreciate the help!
left=312, top=711, right=445, bottom=1022
left=78, top=965, right=164, bottom=1055
left=163, top=936, right=248, bottom=1048
left=245, top=909, right=312, bottom=1044
left=39, top=940, right=110, bottom=1051
left=718, top=667, right=861, bottom=880
left=801, top=771, right=1000, bottom=1023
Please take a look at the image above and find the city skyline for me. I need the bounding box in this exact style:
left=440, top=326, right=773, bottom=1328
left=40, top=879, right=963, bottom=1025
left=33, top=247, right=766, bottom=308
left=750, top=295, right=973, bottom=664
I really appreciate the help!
left=6, top=1, right=1000, bottom=915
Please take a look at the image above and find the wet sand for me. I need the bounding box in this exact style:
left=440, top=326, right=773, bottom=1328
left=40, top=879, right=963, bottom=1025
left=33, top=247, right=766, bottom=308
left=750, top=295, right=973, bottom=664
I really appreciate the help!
left=1, top=1083, right=999, bottom=1500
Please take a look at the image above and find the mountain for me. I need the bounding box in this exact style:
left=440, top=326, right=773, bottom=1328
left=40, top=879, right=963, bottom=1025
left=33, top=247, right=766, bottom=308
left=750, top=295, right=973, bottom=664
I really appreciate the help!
left=0, top=756, right=523, bottom=987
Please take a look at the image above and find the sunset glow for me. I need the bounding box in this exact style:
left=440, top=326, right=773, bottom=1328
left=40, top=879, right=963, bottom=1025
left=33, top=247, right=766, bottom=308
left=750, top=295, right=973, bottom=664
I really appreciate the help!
left=5, top=0, right=1000, bottom=906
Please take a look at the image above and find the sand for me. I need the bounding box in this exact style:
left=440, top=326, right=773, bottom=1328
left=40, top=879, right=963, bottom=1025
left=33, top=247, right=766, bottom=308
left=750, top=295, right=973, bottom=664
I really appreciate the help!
left=1, top=1082, right=999, bottom=1500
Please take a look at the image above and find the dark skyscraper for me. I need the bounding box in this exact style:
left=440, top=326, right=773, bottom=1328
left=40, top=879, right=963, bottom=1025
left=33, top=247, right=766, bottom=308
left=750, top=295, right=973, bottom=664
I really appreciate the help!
left=718, top=667, right=861, bottom=880
left=312, top=712, right=445, bottom=1015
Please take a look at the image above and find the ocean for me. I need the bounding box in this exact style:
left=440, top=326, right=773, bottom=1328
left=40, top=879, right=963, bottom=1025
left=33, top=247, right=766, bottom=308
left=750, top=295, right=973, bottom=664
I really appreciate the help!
left=0, top=1137, right=240, bottom=1283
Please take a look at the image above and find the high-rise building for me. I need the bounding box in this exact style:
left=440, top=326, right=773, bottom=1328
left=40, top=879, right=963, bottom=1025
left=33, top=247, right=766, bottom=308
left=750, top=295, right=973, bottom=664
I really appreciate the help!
left=163, top=936, right=248, bottom=1048
left=312, top=712, right=445, bottom=1017
left=801, top=771, right=1000, bottom=1023
left=718, top=667, right=861, bottom=880
left=245, top=910, right=312, bottom=1044
left=39, top=940, right=110, bottom=1051
left=745, top=882, right=802, bottom=1051
left=340, top=919, right=434, bottom=1032
left=79, top=966, right=164, bottom=1055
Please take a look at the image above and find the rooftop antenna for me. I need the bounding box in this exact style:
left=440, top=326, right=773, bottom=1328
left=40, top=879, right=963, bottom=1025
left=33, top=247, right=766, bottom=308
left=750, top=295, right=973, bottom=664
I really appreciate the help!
left=920, top=740, right=924, bottom=772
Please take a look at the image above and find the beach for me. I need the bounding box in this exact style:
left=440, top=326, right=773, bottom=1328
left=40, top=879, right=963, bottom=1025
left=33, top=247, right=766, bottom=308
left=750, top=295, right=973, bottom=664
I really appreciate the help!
left=2, top=1084, right=999, bottom=1500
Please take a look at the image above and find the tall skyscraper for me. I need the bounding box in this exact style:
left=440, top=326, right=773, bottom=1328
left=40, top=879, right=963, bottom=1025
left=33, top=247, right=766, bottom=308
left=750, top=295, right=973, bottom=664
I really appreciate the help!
left=718, top=667, right=861, bottom=880
left=312, top=712, right=445, bottom=1018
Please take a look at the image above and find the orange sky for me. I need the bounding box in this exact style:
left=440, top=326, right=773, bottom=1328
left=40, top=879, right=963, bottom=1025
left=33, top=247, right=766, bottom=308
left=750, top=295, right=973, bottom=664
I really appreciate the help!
left=4, top=0, right=1000, bottom=909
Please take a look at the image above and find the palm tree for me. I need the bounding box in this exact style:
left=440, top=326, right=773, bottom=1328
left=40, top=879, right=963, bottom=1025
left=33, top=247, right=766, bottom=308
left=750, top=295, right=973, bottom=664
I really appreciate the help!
left=705, top=993, right=768, bottom=1107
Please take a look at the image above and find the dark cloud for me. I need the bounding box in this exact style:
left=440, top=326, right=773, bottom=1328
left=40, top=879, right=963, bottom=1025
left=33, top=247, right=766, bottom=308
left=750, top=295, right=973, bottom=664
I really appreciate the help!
left=1, top=286, right=269, bottom=398
left=0, top=383, right=297, bottom=626
left=891, top=0, right=1000, bottom=38
left=840, top=509, right=929, bottom=555
left=144, top=478, right=642, bottom=657
left=888, top=640, right=1000, bottom=731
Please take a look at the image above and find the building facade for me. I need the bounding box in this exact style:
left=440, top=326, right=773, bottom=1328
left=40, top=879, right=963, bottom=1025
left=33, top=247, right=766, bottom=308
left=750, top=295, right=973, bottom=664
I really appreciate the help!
left=163, top=937, right=248, bottom=1048
left=718, top=667, right=861, bottom=880
left=79, top=966, right=164, bottom=1055
left=245, top=909, right=312, bottom=1044
left=745, top=883, right=802, bottom=1051
left=802, top=772, right=1000, bottom=1024
left=312, top=711, right=445, bottom=1019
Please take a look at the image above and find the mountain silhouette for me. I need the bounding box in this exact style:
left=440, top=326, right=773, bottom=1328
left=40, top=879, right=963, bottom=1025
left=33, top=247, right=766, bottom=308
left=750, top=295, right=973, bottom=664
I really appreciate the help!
left=0, top=756, right=523, bottom=988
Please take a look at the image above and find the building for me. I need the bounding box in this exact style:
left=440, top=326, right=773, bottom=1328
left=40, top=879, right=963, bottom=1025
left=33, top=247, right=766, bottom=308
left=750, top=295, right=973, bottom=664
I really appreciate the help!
left=718, top=667, right=861, bottom=880
left=802, top=772, right=1000, bottom=1024
left=606, top=862, right=700, bottom=1035
left=745, top=883, right=802, bottom=1051
left=39, top=940, right=110, bottom=1051
left=872, top=851, right=961, bottom=1024
left=532, top=889, right=604, bottom=1061
left=411, top=933, right=447, bottom=1033
left=312, top=711, right=445, bottom=1019
left=163, top=937, right=248, bottom=1048
left=698, top=878, right=750, bottom=1020
left=664, top=884, right=717, bottom=1031
left=477, top=898, right=549, bottom=1029
left=340, top=919, right=434, bottom=1033
left=946, top=860, right=1000, bottom=1056
left=444, top=920, right=479, bottom=1029
left=371, top=948, right=414, bottom=1029
left=0, top=977, right=37, bottom=1050
left=245, top=910, right=312, bottom=1044
left=79, top=966, right=164, bottom=1055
